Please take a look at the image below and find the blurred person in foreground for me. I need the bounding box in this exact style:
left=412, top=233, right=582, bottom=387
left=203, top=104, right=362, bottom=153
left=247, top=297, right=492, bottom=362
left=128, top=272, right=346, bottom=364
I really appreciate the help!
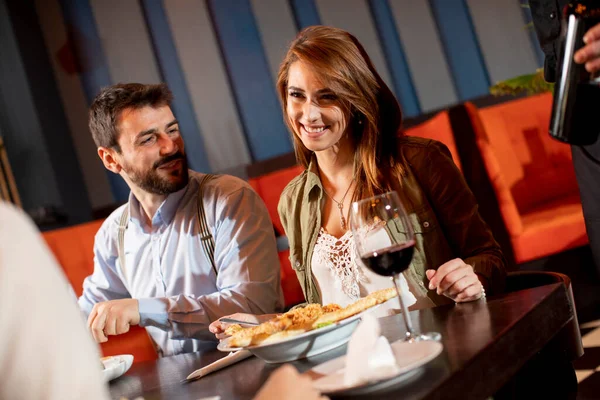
left=211, top=25, right=507, bottom=337
left=79, top=83, right=283, bottom=357
left=0, top=201, right=110, bottom=400
left=530, top=0, right=600, bottom=275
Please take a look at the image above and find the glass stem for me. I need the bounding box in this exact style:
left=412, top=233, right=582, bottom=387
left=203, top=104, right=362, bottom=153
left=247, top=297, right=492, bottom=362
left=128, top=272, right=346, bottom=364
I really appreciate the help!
left=392, top=273, right=415, bottom=341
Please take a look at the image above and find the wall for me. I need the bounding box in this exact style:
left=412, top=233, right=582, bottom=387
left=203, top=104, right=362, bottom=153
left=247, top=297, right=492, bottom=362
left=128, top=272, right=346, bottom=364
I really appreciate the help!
left=0, top=0, right=542, bottom=222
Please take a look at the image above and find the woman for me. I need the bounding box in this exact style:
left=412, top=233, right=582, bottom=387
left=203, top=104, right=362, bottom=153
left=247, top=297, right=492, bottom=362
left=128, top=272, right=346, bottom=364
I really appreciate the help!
left=210, top=26, right=505, bottom=336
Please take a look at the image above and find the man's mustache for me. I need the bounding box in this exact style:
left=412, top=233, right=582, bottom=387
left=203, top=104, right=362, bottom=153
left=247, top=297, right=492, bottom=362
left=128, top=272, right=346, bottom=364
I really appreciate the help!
left=153, top=152, right=185, bottom=169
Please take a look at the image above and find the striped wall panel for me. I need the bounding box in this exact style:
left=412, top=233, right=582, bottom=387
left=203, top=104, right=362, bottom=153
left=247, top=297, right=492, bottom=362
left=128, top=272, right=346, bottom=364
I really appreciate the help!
left=208, top=0, right=292, bottom=161
left=140, top=0, right=211, bottom=173
left=89, top=0, right=162, bottom=84
left=35, top=0, right=113, bottom=209
left=250, top=0, right=298, bottom=85
left=58, top=0, right=130, bottom=202
left=163, top=0, right=251, bottom=171
left=388, top=0, right=458, bottom=112
left=466, top=0, right=539, bottom=84
left=315, top=0, right=394, bottom=91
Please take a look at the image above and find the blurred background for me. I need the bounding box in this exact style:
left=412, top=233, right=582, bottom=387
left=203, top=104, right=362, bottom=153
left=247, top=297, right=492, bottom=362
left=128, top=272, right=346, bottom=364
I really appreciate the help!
left=0, top=0, right=543, bottom=226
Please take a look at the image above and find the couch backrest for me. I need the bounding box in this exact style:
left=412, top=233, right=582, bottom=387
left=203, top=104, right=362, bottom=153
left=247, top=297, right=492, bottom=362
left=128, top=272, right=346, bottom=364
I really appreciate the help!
left=43, top=219, right=104, bottom=297
left=404, top=110, right=462, bottom=171
left=476, top=93, right=578, bottom=214
left=42, top=220, right=158, bottom=362
left=248, top=165, right=304, bottom=236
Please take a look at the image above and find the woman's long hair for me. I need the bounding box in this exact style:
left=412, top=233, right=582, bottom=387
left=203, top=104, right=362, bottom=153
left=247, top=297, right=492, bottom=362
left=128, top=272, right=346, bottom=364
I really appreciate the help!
left=276, top=25, right=404, bottom=200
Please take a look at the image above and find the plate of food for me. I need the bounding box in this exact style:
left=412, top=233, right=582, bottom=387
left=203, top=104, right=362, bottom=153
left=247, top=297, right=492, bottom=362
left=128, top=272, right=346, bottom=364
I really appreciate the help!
left=217, top=288, right=396, bottom=363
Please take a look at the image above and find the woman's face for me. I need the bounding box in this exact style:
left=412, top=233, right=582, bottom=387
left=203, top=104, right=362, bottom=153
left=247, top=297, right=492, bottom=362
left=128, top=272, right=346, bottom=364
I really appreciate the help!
left=286, top=61, right=350, bottom=153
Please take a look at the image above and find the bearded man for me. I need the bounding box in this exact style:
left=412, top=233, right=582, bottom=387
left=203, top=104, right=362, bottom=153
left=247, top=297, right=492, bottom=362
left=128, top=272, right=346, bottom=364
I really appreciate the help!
left=79, top=83, right=283, bottom=356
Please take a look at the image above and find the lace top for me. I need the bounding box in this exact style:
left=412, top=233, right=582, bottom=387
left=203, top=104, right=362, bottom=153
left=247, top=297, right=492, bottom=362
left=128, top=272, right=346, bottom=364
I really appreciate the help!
left=312, top=228, right=365, bottom=300
left=311, top=228, right=420, bottom=310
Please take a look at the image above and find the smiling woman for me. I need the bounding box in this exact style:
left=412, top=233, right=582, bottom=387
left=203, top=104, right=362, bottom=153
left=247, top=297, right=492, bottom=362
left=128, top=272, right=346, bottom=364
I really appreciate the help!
left=274, top=26, right=506, bottom=310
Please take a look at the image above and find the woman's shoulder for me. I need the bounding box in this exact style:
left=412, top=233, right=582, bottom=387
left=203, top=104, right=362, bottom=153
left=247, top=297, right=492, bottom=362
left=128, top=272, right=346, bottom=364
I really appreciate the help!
left=397, top=136, right=453, bottom=164
left=279, top=170, right=309, bottom=201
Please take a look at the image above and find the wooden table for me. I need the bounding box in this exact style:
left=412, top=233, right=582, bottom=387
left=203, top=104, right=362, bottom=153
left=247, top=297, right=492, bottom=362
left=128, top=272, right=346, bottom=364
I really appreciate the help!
left=109, top=283, right=576, bottom=399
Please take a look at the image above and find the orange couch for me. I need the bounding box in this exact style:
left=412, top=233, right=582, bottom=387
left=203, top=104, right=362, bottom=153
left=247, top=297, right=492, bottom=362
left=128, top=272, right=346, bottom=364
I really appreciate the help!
left=249, top=166, right=306, bottom=307
left=465, top=93, right=588, bottom=263
left=42, top=220, right=157, bottom=363
left=404, top=110, right=462, bottom=171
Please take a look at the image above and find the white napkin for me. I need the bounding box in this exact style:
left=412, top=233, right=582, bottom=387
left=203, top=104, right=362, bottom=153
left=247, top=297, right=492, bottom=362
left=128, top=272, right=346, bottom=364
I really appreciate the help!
left=343, top=313, right=400, bottom=387
left=186, top=350, right=252, bottom=381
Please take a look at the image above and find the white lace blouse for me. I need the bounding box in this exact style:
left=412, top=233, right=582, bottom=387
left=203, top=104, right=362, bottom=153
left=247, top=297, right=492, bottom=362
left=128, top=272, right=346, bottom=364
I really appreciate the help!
left=311, top=228, right=433, bottom=316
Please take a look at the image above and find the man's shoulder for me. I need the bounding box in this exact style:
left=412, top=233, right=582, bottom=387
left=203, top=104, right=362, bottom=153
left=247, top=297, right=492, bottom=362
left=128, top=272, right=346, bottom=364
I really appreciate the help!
left=96, top=203, right=129, bottom=241
left=190, top=171, right=252, bottom=198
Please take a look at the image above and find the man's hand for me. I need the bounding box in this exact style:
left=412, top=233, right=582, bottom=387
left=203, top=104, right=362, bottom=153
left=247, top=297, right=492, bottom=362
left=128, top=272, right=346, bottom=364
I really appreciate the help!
left=574, top=23, right=600, bottom=73
left=426, top=258, right=485, bottom=303
left=87, top=299, right=140, bottom=343
left=209, top=313, right=278, bottom=340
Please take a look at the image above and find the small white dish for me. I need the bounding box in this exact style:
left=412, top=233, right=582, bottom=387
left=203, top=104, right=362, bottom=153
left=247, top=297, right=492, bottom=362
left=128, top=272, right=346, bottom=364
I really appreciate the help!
left=101, top=354, right=134, bottom=382
left=307, top=340, right=443, bottom=395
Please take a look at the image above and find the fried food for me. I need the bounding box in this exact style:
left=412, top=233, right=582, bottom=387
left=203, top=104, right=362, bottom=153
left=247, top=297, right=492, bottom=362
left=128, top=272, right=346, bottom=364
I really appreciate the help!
left=224, top=324, right=244, bottom=336
left=312, top=287, right=396, bottom=328
left=227, top=288, right=395, bottom=348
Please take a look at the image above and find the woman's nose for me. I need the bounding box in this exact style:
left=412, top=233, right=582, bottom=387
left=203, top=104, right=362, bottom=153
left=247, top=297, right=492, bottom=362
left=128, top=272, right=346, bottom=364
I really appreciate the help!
left=303, top=102, right=320, bottom=122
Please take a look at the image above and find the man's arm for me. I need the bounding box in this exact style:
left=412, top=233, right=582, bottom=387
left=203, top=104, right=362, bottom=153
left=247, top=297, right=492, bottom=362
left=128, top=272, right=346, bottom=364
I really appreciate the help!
left=138, top=182, right=284, bottom=340
left=79, top=219, right=136, bottom=343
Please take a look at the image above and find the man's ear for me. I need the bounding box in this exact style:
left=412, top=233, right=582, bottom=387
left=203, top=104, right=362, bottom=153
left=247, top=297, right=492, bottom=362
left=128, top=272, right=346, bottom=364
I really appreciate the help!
left=98, top=147, right=122, bottom=174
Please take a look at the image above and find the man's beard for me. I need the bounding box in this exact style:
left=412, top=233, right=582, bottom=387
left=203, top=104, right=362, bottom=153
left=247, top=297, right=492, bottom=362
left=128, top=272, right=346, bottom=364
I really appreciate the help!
left=124, top=152, right=189, bottom=195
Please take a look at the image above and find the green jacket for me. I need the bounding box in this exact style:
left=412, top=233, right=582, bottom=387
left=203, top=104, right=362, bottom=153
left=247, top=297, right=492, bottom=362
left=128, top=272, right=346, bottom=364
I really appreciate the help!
left=277, top=137, right=506, bottom=306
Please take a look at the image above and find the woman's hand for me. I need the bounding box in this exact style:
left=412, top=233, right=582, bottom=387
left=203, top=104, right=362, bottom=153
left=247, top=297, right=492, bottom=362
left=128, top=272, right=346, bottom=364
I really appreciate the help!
left=209, top=313, right=278, bottom=340
left=426, top=258, right=485, bottom=303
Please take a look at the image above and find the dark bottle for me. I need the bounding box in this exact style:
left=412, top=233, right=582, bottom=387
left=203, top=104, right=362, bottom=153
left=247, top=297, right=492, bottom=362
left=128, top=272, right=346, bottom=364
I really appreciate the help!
left=550, top=1, right=600, bottom=145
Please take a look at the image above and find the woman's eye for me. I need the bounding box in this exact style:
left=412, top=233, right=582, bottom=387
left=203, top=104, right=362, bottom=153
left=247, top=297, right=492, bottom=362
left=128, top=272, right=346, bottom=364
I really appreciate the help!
left=289, top=91, right=303, bottom=98
left=321, top=93, right=337, bottom=101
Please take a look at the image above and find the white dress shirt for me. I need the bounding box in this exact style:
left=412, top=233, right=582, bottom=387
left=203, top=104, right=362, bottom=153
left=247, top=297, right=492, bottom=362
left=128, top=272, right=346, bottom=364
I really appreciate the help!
left=79, top=171, right=284, bottom=356
left=0, top=202, right=110, bottom=400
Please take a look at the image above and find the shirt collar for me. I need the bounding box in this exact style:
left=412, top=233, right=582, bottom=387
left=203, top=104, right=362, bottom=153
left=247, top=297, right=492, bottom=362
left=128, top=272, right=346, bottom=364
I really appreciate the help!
left=304, top=155, right=323, bottom=201
left=128, top=180, right=190, bottom=229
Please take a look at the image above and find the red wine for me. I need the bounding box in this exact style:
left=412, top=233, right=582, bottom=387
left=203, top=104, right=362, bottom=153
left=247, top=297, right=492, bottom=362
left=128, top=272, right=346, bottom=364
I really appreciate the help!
left=360, top=241, right=415, bottom=276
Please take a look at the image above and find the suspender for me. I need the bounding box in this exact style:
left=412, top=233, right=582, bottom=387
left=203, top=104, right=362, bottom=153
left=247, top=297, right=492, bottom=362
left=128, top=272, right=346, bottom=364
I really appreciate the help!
left=197, top=174, right=218, bottom=275
left=117, top=174, right=218, bottom=282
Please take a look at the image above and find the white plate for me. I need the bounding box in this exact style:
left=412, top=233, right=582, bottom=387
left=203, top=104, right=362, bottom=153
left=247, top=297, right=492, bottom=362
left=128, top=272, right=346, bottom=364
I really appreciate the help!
left=307, top=340, right=443, bottom=395
left=217, top=305, right=382, bottom=363
left=101, top=354, right=134, bottom=382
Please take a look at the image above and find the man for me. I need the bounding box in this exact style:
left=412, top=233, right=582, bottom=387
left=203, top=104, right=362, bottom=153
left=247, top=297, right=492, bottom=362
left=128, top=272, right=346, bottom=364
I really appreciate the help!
left=79, top=83, right=283, bottom=356
left=530, top=0, right=600, bottom=275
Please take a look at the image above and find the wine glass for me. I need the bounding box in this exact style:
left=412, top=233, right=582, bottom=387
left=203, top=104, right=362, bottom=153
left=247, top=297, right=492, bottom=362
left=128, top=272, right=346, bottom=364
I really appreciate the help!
left=349, top=191, right=441, bottom=342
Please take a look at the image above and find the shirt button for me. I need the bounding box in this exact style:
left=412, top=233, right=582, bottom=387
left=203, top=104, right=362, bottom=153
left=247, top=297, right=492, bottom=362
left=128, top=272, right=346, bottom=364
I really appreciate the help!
left=423, top=221, right=430, bottom=228
left=152, top=236, right=159, bottom=241
left=549, top=12, right=556, bottom=19
left=295, top=261, right=301, bottom=267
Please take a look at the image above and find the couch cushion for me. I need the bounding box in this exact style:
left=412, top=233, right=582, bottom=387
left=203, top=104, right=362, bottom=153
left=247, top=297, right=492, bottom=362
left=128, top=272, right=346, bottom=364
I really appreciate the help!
left=477, top=93, right=578, bottom=214
left=404, top=110, right=462, bottom=171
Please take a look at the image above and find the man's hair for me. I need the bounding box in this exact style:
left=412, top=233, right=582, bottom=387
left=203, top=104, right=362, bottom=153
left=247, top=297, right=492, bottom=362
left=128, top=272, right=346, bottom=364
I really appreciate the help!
left=88, top=83, right=173, bottom=152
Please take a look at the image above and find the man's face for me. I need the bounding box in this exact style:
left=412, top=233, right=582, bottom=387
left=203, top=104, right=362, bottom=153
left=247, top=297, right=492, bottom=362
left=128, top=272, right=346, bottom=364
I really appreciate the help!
left=115, top=105, right=188, bottom=195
